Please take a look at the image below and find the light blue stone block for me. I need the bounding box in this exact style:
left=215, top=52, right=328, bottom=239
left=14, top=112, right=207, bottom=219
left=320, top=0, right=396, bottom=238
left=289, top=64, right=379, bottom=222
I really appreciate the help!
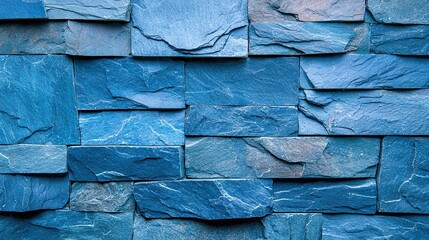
left=367, top=0, right=429, bottom=24
left=0, top=0, right=46, bottom=20
left=262, top=213, right=322, bottom=240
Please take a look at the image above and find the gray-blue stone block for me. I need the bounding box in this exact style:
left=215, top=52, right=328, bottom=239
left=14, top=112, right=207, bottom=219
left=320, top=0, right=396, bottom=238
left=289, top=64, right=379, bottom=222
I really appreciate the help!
left=185, top=106, right=298, bottom=137
left=273, top=179, right=376, bottom=214
left=367, top=0, right=429, bottom=24
left=186, top=57, right=299, bottom=105
left=79, top=110, right=184, bottom=145
left=131, top=0, right=248, bottom=57
left=0, top=0, right=46, bottom=20
left=68, top=146, right=184, bottom=181
left=262, top=213, right=322, bottom=240
left=134, top=179, right=273, bottom=220
left=75, top=58, right=185, bottom=110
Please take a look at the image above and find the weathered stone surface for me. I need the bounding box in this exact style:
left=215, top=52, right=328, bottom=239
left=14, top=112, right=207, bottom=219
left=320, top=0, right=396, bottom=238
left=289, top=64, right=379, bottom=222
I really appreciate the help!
left=371, top=24, right=429, bottom=56
left=249, top=0, right=365, bottom=22
left=262, top=213, right=322, bottom=240
left=0, top=0, right=46, bottom=19
left=68, top=146, right=184, bottom=181
left=367, top=0, right=429, bottom=24
left=186, top=137, right=379, bottom=179
left=301, top=54, right=429, bottom=89
left=185, top=106, right=297, bottom=137
left=131, top=0, right=248, bottom=57
left=378, top=137, right=429, bottom=214
left=0, top=174, right=69, bottom=212
left=70, top=182, right=134, bottom=212
left=186, top=57, right=298, bottom=105
left=44, top=0, right=130, bottom=21
left=0, top=210, right=133, bottom=240
left=273, top=179, right=376, bottom=213
left=75, top=58, right=184, bottom=110
left=249, top=22, right=368, bottom=55
left=0, top=145, right=67, bottom=174
left=134, top=180, right=273, bottom=220
left=299, top=90, right=429, bottom=135
left=79, top=110, right=184, bottom=145
left=0, top=55, right=79, bottom=144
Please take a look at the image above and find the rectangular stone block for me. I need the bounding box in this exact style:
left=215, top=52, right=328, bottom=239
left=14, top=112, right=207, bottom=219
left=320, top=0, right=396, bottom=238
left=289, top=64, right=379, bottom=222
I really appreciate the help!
left=79, top=110, right=184, bottom=145
left=75, top=58, right=185, bottom=110
left=186, top=57, right=299, bottom=105
left=0, top=0, right=46, bottom=19
left=262, top=213, right=322, bottom=240
left=134, top=179, right=273, bottom=220
left=368, top=0, right=429, bottom=24
left=185, top=137, right=379, bottom=179
left=273, top=179, right=376, bottom=214
left=68, top=146, right=184, bottom=181
left=0, top=55, right=79, bottom=144
left=131, top=0, right=248, bottom=57
left=185, top=106, right=298, bottom=137
left=299, top=90, right=429, bottom=135
left=300, top=54, right=429, bottom=89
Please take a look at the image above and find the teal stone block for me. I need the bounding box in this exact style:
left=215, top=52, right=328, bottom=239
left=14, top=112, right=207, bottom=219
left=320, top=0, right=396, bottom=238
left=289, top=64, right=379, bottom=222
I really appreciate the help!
left=0, top=0, right=46, bottom=20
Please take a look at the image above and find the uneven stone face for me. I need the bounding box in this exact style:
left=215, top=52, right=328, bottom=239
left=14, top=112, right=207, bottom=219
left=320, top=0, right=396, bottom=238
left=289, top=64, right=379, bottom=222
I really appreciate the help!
left=134, top=180, right=273, bottom=220
left=186, top=137, right=379, bottom=179
left=273, top=179, right=377, bottom=214
left=367, top=0, right=429, bottom=24
left=131, top=0, right=248, bottom=57
left=262, top=213, right=322, bottom=240
left=186, top=57, right=298, bottom=106
left=0, top=0, right=46, bottom=19
left=68, top=146, right=184, bottom=181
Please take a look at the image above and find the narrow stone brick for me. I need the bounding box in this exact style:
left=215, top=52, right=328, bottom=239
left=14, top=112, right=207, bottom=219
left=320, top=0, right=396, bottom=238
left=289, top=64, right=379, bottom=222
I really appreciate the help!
left=0, top=0, right=46, bottom=20
left=367, top=0, right=429, bottom=24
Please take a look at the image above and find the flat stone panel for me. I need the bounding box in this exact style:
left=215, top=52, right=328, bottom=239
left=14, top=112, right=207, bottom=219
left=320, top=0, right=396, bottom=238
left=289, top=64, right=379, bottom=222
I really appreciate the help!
left=262, top=213, right=322, bottom=240
left=0, top=0, right=46, bottom=20
left=367, top=0, right=429, bottom=24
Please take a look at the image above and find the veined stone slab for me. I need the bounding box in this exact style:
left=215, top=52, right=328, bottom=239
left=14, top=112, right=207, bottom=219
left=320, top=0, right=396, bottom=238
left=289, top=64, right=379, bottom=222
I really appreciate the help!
left=0, top=55, right=79, bottom=144
left=134, top=179, right=273, bottom=220
left=185, top=137, right=379, bottom=178
left=300, top=54, right=429, bottom=89
left=273, top=179, right=376, bottom=213
left=299, top=90, right=429, bottom=135
left=68, top=146, right=184, bottom=181
left=0, top=145, right=67, bottom=174
left=186, top=57, right=298, bottom=105
left=185, top=106, right=298, bottom=137
left=0, top=0, right=46, bottom=19
left=79, top=110, right=184, bottom=145
left=131, top=0, right=248, bottom=57
left=75, top=58, right=185, bottom=110
left=367, top=0, right=429, bottom=24
left=262, top=213, right=322, bottom=240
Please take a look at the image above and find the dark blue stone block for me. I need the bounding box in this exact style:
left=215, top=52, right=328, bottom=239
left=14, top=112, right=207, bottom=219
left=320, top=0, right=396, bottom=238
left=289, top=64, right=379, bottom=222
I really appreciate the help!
left=367, top=0, right=429, bottom=24
left=0, top=0, right=46, bottom=20
left=262, top=213, right=322, bottom=240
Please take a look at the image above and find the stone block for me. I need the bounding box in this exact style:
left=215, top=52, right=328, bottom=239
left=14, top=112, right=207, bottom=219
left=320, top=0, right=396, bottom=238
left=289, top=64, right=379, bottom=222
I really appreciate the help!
left=367, top=0, right=429, bottom=24
left=0, top=0, right=46, bottom=20
left=262, top=213, right=322, bottom=240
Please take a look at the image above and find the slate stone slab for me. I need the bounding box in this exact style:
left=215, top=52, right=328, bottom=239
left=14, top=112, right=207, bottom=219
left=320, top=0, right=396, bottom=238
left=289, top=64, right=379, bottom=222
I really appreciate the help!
left=0, top=0, right=46, bottom=20
left=262, top=213, right=322, bottom=240
left=185, top=137, right=379, bottom=179
left=75, top=58, right=185, bottom=110
left=68, top=146, right=184, bottom=181
left=0, top=55, right=79, bottom=144
left=371, top=24, right=429, bottom=56
left=249, top=0, right=365, bottom=22
left=185, top=106, right=298, bottom=137
left=79, top=110, right=184, bottom=145
left=0, top=174, right=69, bottom=212
left=186, top=57, right=299, bottom=105
left=273, top=179, right=377, bottom=214
left=0, top=145, right=67, bottom=174
left=249, top=22, right=368, bottom=55
left=299, top=90, right=429, bottom=135
left=367, top=0, right=429, bottom=24
left=301, top=54, right=429, bottom=89
left=0, top=210, right=133, bottom=240
left=134, top=179, right=273, bottom=220
left=131, top=0, right=248, bottom=57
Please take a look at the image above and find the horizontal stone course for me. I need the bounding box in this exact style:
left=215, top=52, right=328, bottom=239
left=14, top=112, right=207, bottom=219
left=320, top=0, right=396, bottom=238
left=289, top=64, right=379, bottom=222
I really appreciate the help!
left=0, top=0, right=46, bottom=20
left=367, top=0, right=429, bottom=24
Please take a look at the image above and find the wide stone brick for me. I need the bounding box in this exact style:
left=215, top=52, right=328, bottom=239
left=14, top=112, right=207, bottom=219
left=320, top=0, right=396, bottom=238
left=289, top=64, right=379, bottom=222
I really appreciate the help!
left=262, top=213, right=322, bottom=240
left=0, top=0, right=46, bottom=20
left=367, top=0, right=429, bottom=24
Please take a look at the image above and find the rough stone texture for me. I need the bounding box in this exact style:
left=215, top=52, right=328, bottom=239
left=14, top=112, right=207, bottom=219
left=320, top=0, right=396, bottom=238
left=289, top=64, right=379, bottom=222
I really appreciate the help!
left=131, top=0, right=248, bottom=57
left=367, top=0, right=429, bottom=24
left=371, top=24, right=429, bottom=56
left=0, top=145, right=67, bottom=174
left=262, top=213, right=322, bottom=240
left=0, top=174, right=69, bottom=212
left=0, top=0, right=46, bottom=19
left=79, top=110, right=184, bottom=145
left=70, top=182, right=134, bottom=212
left=273, top=179, right=376, bottom=214
left=186, top=57, right=299, bottom=105
left=378, top=137, right=429, bottom=214
left=0, top=55, right=79, bottom=144
left=186, top=137, right=379, bottom=179
left=0, top=210, right=133, bottom=240
left=185, top=106, right=298, bottom=137
left=299, top=90, right=429, bottom=135
left=68, top=146, right=184, bottom=181
left=134, top=179, right=273, bottom=220
left=249, top=22, right=368, bottom=55
left=300, top=54, right=429, bottom=89
left=75, top=58, right=185, bottom=110
left=249, top=0, right=365, bottom=22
